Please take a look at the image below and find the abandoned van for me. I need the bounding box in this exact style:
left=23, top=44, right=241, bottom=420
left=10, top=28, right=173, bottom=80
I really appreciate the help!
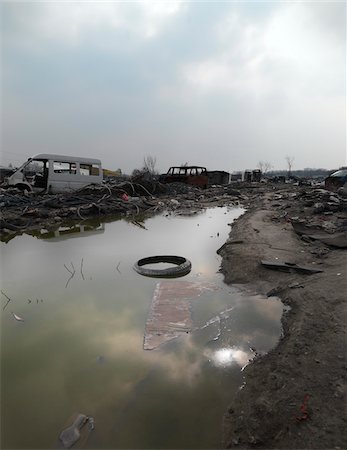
left=159, top=166, right=209, bottom=189
left=5, top=154, right=103, bottom=194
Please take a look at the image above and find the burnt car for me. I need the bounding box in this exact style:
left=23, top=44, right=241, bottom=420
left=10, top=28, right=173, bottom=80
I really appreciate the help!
left=325, top=169, right=347, bottom=191
left=159, top=166, right=209, bottom=189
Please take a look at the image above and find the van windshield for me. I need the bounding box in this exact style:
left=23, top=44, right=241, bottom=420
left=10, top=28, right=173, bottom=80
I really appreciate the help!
left=23, top=160, right=46, bottom=177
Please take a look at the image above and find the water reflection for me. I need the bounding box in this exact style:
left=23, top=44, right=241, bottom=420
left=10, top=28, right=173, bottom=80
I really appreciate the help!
left=207, top=347, right=249, bottom=368
left=36, top=222, right=105, bottom=241
left=1, top=207, right=284, bottom=449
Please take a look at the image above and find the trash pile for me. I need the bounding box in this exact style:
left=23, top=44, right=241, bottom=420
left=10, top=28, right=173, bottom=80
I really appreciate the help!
left=268, top=187, right=347, bottom=249
left=0, top=181, right=243, bottom=241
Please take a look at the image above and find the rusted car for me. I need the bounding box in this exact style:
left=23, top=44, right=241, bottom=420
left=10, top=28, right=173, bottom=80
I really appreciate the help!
left=159, top=166, right=208, bottom=188
left=325, top=168, right=347, bottom=191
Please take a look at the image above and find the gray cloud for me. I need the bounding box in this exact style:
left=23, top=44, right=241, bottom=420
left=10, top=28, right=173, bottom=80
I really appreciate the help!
left=1, top=2, right=346, bottom=172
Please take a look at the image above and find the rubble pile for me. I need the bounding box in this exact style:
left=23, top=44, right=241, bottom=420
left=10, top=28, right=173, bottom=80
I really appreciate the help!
left=0, top=181, right=243, bottom=241
left=2, top=179, right=346, bottom=246
left=268, top=186, right=347, bottom=250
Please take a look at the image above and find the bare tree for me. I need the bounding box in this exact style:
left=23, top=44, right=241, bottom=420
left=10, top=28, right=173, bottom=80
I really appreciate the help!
left=257, top=160, right=273, bottom=174
left=285, top=155, right=295, bottom=177
left=143, top=155, right=157, bottom=175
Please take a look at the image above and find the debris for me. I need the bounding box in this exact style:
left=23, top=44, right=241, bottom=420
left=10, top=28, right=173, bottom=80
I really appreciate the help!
left=64, top=262, right=76, bottom=288
left=266, top=286, right=284, bottom=297
left=144, top=281, right=216, bottom=350
left=80, top=258, right=85, bottom=280
left=288, top=282, right=304, bottom=289
left=261, top=260, right=323, bottom=274
left=12, top=312, right=24, bottom=322
left=292, top=222, right=347, bottom=248
left=134, top=255, right=192, bottom=278
left=295, top=394, right=310, bottom=422
left=59, top=413, right=88, bottom=448
left=1, top=290, right=12, bottom=310
left=88, top=416, right=95, bottom=431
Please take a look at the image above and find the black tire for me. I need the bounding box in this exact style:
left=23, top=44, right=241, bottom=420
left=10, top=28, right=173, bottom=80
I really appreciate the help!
left=14, top=183, right=32, bottom=192
left=134, top=255, right=192, bottom=278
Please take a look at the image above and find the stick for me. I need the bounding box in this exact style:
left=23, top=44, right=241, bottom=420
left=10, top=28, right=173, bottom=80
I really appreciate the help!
left=1, top=290, right=12, bottom=311
left=80, top=258, right=85, bottom=280
left=65, top=273, right=75, bottom=288
left=64, top=264, right=74, bottom=275
left=116, top=262, right=121, bottom=274
left=65, top=262, right=76, bottom=288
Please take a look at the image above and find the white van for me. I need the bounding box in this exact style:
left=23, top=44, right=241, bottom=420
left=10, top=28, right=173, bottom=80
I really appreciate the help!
left=6, top=154, right=103, bottom=194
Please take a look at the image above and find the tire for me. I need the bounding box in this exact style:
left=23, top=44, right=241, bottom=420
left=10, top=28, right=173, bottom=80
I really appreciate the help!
left=14, top=183, right=32, bottom=192
left=134, top=255, right=192, bottom=278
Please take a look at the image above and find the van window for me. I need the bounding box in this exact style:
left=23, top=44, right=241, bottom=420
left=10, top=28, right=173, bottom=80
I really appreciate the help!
left=54, top=161, right=77, bottom=174
left=80, top=164, right=100, bottom=176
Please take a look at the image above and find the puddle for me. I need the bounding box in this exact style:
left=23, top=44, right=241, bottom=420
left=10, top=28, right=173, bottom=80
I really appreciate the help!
left=0, top=206, right=284, bottom=449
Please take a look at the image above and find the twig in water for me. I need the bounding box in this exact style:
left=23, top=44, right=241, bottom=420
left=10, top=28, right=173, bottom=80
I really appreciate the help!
left=65, top=262, right=76, bottom=288
left=64, top=264, right=74, bottom=275
left=80, top=258, right=85, bottom=280
left=131, top=220, right=147, bottom=230
left=1, top=290, right=12, bottom=311
left=116, top=262, right=121, bottom=274
left=65, top=273, right=74, bottom=288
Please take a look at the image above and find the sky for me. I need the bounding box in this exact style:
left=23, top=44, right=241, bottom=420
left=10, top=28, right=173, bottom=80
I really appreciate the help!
left=1, top=1, right=346, bottom=174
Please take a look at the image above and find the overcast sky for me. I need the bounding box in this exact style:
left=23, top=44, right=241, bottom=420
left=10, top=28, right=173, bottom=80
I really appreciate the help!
left=1, top=1, right=346, bottom=173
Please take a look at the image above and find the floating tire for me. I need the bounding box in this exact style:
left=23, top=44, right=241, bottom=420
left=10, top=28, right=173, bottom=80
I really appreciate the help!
left=134, top=255, right=192, bottom=278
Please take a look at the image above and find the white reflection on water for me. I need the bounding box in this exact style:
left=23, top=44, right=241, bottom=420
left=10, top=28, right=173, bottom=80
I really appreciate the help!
left=206, top=347, right=250, bottom=368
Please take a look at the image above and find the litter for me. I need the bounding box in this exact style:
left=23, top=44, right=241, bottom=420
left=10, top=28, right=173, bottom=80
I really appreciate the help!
left=144, top=280, right=216, bottom=350
left=88, top=416, right=95, bottom=431
left=59, top=413, right=88, bottom=448
left=261, top=260, right=323, bottom=275
left=12, top=312, right=24, bottom=322
left=296, top=394, right=310, bottom=422
left=292, top=222, right=347, bottom=248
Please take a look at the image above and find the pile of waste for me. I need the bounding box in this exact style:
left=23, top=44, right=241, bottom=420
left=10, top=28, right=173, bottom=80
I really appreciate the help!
left=0, top=180, right=243, bottom=241
left=268, top=186, right=347, bottom=249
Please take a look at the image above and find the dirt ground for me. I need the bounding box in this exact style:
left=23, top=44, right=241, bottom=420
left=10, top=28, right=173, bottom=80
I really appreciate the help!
left=219, top=189, right=347, bottom=449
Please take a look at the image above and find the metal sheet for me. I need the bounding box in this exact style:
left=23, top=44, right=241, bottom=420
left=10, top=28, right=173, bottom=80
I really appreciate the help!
left=144, top=280, right=215, bottom=350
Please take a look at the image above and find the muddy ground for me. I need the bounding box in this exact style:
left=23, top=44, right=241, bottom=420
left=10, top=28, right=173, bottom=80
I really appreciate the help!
left=220, top=187, right=347, bottom=449
left=1, top=181, right=346, bottom=449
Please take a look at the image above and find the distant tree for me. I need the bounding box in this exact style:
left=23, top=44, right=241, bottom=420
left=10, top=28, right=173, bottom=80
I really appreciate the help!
left=257, top=160, right=273, bottom=174
left=285, top=155, right=295, bottom=177
left=143, top=155, right=157, bottom=175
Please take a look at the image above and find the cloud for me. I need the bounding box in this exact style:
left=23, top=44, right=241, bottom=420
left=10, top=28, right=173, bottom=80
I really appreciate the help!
left=3, top=1, right=186, bottom=47
left=1, top=2, right=345, bottom=172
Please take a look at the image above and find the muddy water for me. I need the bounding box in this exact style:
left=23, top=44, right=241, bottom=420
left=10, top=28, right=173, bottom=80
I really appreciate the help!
left=0, top=207, right=283, bottom=449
